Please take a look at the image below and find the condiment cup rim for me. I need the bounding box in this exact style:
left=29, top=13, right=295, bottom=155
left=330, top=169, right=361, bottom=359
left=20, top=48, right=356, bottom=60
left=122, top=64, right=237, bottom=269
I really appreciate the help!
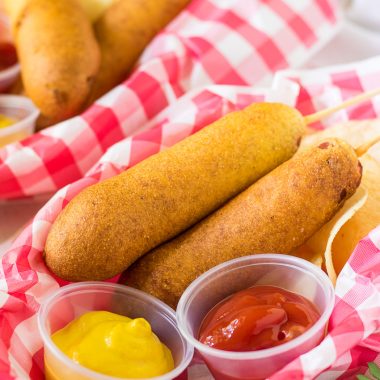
left=0, top=62, right=20, bottom=80
left=0, top=94, right=39, bottom=136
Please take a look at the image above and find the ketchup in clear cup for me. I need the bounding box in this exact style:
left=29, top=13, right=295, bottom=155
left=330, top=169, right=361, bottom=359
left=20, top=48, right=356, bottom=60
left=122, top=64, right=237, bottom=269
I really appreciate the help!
left=199, top=285, right=320, bottom=352
left=177, top=255, right=335, bottom=380
left=0, top=42, right=17, bottom=71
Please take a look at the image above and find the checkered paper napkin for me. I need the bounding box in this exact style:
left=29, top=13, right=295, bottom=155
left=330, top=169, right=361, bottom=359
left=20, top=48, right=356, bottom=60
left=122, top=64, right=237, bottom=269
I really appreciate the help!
left=1, top=0, right=380, bottom=379
left=2, top=54, right=380, bottom=380
left=2, top=58, right=380, bottom=379
left=0, top=0, right=339, bottom=200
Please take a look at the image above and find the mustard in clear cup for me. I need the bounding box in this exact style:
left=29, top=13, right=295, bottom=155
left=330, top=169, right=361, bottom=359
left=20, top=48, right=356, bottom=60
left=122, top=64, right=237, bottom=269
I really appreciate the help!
left=38, top=282, right=194, bottom=380
left=0, top=95, right=39, bottom=147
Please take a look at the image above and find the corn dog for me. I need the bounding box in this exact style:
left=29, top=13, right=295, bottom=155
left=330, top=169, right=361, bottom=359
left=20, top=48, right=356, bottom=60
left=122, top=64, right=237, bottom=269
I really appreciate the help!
left=5, top=0, right=100, bottom=128
left=125, top=139, right=362, bottom=308
left=44, top=103, right=305, bottom=281
left=88, top=0, right=191, bottom=102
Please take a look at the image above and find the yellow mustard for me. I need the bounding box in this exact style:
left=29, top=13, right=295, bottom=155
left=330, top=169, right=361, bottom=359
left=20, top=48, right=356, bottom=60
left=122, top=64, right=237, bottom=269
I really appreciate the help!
left=51, top=311, right=174, bottom=378
left=0, top=114, right=15, bottom=129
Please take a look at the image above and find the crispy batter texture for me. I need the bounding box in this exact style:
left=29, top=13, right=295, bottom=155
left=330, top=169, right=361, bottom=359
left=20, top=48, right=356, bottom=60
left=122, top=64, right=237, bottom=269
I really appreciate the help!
left=125, top=139, right=362, bottom=308
left=44, top=103, right=305, bottom=281
left=88, top=0, right=191, bottom=102
left=3, top=0, right=28, bottom=32
left=8, top=0, right=100, bottom=128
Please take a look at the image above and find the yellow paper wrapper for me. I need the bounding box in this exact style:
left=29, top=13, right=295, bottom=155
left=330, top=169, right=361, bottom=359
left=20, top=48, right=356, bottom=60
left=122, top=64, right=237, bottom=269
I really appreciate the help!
left=332, top=142, right=380, bottom=275
left=303, top=186, right=367, bottom=284
left=301, top=119, right=380, bottom=156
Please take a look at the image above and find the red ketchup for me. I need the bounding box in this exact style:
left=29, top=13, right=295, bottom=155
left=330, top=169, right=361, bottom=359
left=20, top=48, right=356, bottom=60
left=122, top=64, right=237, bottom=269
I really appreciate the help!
left=0, top=42, right=17, bottom=71
left=198, top=285, right=320, bottom=351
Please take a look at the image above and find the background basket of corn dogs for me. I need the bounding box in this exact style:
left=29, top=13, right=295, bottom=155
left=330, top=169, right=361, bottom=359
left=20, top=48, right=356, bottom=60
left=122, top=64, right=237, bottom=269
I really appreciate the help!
left=1, top=0, right=380, bottom=379
left=0, top=0, right=339, bottom=200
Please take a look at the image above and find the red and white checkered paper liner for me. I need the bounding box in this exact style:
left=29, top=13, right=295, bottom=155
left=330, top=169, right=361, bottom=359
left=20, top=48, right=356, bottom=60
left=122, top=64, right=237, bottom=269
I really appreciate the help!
left=1, top=0, right=380, bottom=379
left=2, top=69, right=380, bottom=380
left=0, top=0, right=340, bottom=200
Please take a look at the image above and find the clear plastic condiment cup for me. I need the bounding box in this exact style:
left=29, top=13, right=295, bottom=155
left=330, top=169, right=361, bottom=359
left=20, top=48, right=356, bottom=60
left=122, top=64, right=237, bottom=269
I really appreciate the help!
left=0, top=95, right=39, bottom=147
left=38, top=282, right=194, bottom=380
left=176, top=254, right=335, bottom=380
left=0, top=62, right=20, bottom=92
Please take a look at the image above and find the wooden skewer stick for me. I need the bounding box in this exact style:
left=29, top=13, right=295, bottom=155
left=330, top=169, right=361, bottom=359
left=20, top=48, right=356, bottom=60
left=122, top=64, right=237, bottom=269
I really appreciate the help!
left=304, top=87, right=380, bottom=125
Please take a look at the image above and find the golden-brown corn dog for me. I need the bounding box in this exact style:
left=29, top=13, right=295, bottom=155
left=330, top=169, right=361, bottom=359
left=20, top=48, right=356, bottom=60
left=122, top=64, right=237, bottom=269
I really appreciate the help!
left=125, top=139, right=362, bottom=308
left=88, top=0, right=191, bottom=102
left=44, top=103, right=305, bottom=281
left=5, top=0, right=100, bottom=128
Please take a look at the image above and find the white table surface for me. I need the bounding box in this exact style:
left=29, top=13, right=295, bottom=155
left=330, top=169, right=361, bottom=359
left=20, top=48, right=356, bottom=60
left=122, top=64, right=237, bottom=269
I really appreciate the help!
left=1, top=0, right=380, bottom=255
